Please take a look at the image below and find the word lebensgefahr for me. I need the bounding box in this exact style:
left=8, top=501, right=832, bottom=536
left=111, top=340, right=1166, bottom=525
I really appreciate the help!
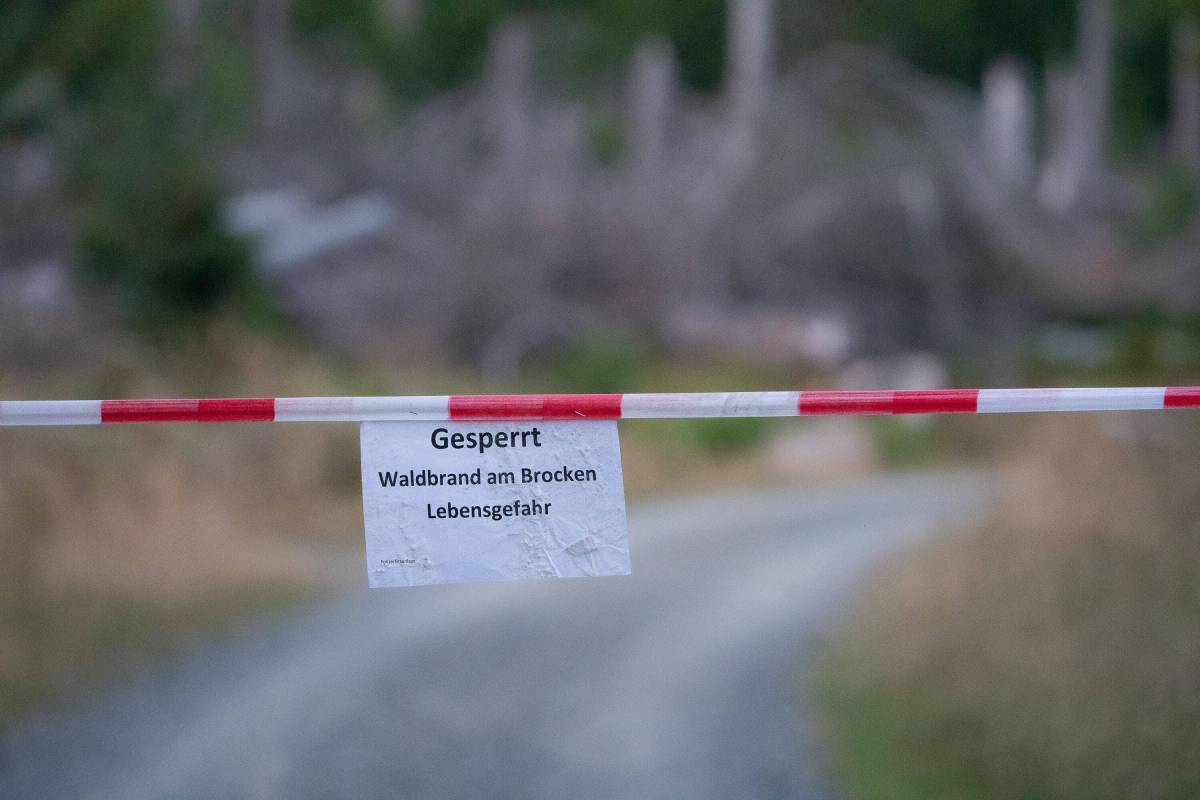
left=426, top=498, right=551, bottom=521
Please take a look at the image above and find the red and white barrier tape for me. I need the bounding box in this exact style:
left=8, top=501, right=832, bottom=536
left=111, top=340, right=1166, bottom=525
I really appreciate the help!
left=2, top=388, right=1200, bottom=425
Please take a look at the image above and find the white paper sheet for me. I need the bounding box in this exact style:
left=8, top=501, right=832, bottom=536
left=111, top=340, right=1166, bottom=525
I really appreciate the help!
left=361, top=420, right=630, bottom=587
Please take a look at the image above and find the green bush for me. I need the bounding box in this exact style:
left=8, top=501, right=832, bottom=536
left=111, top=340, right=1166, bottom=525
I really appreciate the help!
left=79, top=170, right=255, bottom=327
left=587, top=112, right=627, bottom=163
left=293, top=0, right=728, bottom=100
left=71, top=92, right=262, bottom=329
left=2, top=0, right=268, bottom=329
left=851, top=0, right=1198, bottom=147
left=850, top=0, right=1075, bottom=88
left=1129, top=169, right=1200, bottom=245
left=870, top=416, right=942, bottom=466
left=688, top=416, right=770, bottom=454
left=548, top=334, right=648, bottom=392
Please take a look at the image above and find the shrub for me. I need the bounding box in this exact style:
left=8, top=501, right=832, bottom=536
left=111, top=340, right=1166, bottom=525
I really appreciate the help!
left=688, top=416, right=771, bottom=454
left=78, top=173, right=255, bottom=327
left=548, top=334, right=648, bottom=392
left=293, top=0, right=728, bottom=100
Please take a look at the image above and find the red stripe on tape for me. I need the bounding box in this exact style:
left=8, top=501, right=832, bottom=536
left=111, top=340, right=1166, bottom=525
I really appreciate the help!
left=893, top=389, right=979, bottom=414
left=198, top=398, right=275, bottom=422
left=799, top=391, right=893, bottom=415
left=102, top=398, right=275, bottom=423
left=542, top=394, right=622, bottom=419
left=449, top=394, right=623, bottom=420
left=102, top=399, right=199, bottom=422
left=1165, top=387, right=1200, bottom=408
left=449, top=395, right=544, bottom=419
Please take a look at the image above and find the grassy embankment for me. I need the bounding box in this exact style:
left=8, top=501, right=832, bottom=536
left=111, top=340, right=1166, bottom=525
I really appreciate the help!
left=821, top=410, right=1200, bottom=799
left=0, top=328, right=368, bottom=724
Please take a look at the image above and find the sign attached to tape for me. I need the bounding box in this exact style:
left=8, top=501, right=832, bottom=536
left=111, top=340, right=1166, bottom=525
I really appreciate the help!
left=360, top=420, right=630, bottom=588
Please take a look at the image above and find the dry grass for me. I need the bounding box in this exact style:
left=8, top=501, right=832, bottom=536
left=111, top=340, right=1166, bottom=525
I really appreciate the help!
left=824, top=413, right=1200, bottom=799
left=0, top=325, right=386, bottom=723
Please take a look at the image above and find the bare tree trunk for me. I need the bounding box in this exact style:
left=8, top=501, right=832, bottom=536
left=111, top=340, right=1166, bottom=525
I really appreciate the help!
left=897, top=170, right=968, bottom=345
left=1038, top=0, right=1114, bottom=214
left=255, top=0, right=302, bottom=135
left=165, top=0, right=204, bottom=89
left=628, top=39, right=676, bottom=207
left=1038, top=63, right=1079, bottom=210
left=673, top=0, right=775, bottom=302
left=1078, top=0, right=1115, bottom=138
left=484, top=20, right=534, bottom=176
left=460, top=19, right=542, bottom=358
left=467, top=19, right=535, bottom=232
left=1170, top=16, right=1200, bottom=172
left=981, top=58, right=1034, bottom=190
left=725, top=0, right=773, bottom=173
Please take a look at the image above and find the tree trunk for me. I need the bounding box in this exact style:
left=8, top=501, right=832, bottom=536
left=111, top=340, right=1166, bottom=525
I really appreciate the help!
left=1038, top=0, right=1114, bottom=215
left=255, top=0, right=302, bottom=135
left=628, top=38, right=676, bottom=206
left=981, top=58, right=1034, bottom=189
left=484, top=20, right=534, bottom=176
left=1170, top=16, right=1200, bottom=171
left=725, top=0, right=773, bottom=170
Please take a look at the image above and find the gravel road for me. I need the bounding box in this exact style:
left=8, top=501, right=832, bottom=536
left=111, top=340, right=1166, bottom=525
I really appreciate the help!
left=0, top=470, right=988, bottom=799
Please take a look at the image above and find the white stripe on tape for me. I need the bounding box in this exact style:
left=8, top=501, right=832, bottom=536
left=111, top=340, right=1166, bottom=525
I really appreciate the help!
left=0, top=400, right=102, bottom=426
left=621, top=391, right=800, bottom=418
left=977, top=387, right=1165, bottom=413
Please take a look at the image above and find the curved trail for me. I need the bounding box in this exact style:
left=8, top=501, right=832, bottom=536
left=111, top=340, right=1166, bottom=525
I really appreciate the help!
left=0, top=471, right=989, bottom=799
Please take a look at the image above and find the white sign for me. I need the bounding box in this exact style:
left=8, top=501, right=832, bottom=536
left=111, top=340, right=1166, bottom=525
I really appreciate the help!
left=360, top=420, right=630, bottom=587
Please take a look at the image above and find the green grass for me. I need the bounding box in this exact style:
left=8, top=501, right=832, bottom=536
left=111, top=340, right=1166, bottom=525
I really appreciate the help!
left=818, top=412, right=1200, bottom=800
left=819, top=635, right=1055, bottom=800
left=0, top=584, right=319, bottom=730
left=869, top=417, right=945, bottom=467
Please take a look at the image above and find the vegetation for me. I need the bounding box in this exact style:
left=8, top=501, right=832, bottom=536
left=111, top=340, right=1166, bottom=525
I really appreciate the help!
left=1128, top=168, right=1200, bottom=243
left=821, top=413, right=1200, bottom=799
left=5, top=0, right=1200, bottom=747
left=0, top=332, right=363, bottom=727
left=287, top=0, right=1200, bottom=148
left=5, top=0, right=1198, bottom=336
left=294, top=0, right=727, bottom=95
left=78, top=159, right=258, bottom=329
left=849, top=0, right=1077, bottom=87
left=544, top=334, right=649, bottom=393
left=850, top=0, right=1200, bottom=145
left=3, top=0, right=261, bottom=327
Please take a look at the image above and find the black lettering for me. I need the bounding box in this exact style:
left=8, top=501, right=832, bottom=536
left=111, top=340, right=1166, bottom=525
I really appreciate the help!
left=428, top=427, right=546, bottom=454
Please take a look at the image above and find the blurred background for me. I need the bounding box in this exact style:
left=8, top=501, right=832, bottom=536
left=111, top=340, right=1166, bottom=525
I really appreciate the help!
left=2, top=0, right=1200, bottom=797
